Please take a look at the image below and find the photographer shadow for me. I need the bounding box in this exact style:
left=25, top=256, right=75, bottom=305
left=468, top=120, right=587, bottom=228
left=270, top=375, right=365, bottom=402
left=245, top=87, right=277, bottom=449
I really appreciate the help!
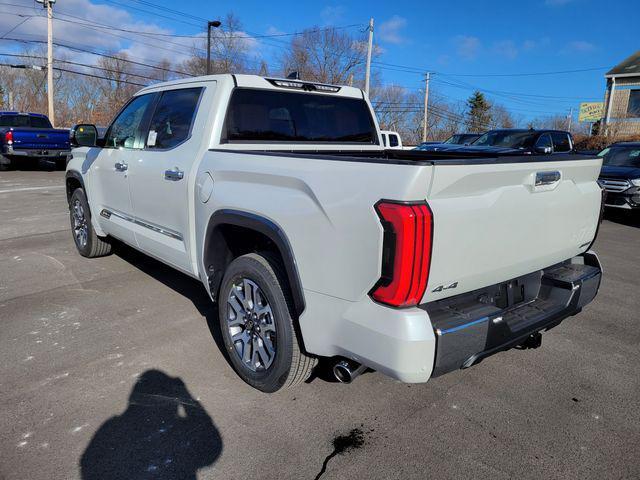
left=80, top=369, right=222, bottom=480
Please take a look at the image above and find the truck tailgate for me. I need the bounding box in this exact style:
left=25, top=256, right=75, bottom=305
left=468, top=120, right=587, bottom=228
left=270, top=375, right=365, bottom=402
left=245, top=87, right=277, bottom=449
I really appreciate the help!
left=424, top=157, right=602, bottom=303
left=10, top=128, right=70, bottom=150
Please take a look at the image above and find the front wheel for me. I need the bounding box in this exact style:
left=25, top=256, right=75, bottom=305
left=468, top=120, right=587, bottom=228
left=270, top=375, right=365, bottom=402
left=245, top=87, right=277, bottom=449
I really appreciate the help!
left=218, top=253, right=316, bottom=392
left=69, top=188, right=112, bottom=258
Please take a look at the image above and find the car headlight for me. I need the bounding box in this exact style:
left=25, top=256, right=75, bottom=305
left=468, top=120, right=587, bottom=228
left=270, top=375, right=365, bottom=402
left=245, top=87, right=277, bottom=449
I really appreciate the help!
left=632, top=179, right=640, bottom=187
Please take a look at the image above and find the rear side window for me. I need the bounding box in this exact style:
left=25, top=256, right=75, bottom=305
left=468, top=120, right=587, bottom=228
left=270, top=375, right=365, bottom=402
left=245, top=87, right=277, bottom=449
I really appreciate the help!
left=30, top=116, right=52, bottom=128
left=224, top=88, right=377, bottom=144
left=389, top=134, right=399, bottom=147
left=0, top=115, right=52, bottom=128
left=551, top=132, right=572, bottom=152
left=146, top=88, right=202, bottom=149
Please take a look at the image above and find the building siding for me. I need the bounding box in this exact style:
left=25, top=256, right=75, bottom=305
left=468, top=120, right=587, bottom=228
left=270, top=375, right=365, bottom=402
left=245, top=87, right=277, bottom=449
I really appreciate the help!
left=604, top=75, right=640, bottom=135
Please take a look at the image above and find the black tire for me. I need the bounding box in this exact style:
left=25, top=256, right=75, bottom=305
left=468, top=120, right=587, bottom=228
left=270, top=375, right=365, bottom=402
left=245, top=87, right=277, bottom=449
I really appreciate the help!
left=0, top=154, right=12, bottom=171
left=69, top=188, right=112, bottom=258
left=218, top=253, right=316, bottom=393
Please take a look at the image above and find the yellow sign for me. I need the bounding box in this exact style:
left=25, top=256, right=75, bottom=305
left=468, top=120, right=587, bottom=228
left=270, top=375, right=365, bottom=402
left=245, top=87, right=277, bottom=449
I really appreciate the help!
left=579, top=102, right=604, bottom=122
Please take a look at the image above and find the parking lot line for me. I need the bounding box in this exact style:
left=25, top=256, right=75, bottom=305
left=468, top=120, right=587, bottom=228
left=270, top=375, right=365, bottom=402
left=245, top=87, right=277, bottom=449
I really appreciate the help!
left=0, top=185, right=65, bottom=194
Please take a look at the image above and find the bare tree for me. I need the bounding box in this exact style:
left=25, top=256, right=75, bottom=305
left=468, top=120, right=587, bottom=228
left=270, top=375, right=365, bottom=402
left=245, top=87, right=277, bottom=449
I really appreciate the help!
left=490, top=104, right=516, bottom=129
left=280, top=26, right=371, bottom=85
left=181, top=13, right=256, bottom=76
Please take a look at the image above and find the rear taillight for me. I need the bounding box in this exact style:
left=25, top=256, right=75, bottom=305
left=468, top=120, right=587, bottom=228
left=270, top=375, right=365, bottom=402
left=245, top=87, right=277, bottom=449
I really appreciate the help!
left=370, top=201, right=433, bottom=308
left=5, top=131, right=13, bottom=145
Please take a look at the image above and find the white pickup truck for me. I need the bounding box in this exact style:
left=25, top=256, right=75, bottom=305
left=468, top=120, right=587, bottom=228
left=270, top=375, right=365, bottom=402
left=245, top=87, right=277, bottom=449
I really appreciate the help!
left=66, top=74, right=604, bottom=392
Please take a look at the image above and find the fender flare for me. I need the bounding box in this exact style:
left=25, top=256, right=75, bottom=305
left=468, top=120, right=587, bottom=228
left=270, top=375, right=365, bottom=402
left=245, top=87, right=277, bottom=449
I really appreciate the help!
left=65, top=170, right=86, bottom=203
left=203, top=209, right=306, bottom=316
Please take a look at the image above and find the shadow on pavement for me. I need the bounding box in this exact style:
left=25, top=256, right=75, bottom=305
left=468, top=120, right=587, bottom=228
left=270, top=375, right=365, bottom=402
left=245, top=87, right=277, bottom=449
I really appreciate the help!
left=603, top=209, right=640, bottom=228
left=80, top=369, right=222, bottom=480
left=113, top=244, right=227, bottom=359
left=112, top=243, right=329, bottom=384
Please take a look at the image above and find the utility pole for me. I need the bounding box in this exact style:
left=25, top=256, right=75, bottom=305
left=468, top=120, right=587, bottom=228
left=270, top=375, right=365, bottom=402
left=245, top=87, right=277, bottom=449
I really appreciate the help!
left=35, top=0, right=55, bottom=125
left=206, top=20, right=222, bottom=75
left=422, top=72, right=431, bottom=142
left=364, top=18, right=374, bottom=96
left=567, top=106, right=573, bottom=133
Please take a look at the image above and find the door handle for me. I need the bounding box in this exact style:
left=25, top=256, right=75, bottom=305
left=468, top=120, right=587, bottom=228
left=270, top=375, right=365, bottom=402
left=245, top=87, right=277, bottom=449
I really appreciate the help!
left=531, top=170, right=561, bottom=192
left=114, top=161, right=128, bottom=172
left=535, top=171, right=561, bottom=186
left=164, top=168, right=184, bottom=181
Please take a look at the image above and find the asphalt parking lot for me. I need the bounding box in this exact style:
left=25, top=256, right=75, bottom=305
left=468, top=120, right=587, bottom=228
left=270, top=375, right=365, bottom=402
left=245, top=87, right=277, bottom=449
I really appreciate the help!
left=1, top=170, right=639, bottom=480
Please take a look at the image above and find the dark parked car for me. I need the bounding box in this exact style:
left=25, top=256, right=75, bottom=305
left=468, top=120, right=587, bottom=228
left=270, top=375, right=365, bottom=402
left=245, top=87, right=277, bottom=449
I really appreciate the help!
left=414, top=133, right=481, bottom=151
left=415, top=129, right=574, bottom=155
left=0, top=112, right=70, bottom=170
left=597, top=142, right=640, bottom=211
left=443, top=133, right=482, bottom=145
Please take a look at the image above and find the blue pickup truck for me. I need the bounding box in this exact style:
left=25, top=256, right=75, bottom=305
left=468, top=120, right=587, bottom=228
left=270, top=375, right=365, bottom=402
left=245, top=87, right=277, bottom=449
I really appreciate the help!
left=0, top=112, right=70, bottom=170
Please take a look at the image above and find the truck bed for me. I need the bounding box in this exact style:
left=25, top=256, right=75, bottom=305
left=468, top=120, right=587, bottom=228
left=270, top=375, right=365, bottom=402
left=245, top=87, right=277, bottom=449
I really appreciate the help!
left=209, top=147, right=602, bottom=304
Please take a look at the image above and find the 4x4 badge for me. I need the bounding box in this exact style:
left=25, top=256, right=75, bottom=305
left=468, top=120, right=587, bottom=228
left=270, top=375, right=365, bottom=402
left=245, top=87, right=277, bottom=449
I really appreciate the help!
left=432, top=282, right=458, bottom=293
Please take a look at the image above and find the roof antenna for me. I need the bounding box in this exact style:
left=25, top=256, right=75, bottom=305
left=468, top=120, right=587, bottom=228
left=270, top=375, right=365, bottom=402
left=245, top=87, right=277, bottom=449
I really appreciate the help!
left=286, top=71, right=300, bottom=80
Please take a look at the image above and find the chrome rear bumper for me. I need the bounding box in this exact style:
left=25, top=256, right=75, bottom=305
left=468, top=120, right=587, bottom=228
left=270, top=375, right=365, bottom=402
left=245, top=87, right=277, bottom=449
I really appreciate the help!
left=424, top=252, right=602, bottom=377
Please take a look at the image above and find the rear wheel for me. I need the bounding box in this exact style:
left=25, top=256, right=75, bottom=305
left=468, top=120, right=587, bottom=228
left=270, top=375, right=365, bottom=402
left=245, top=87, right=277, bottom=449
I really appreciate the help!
left=69, top=188, right=112, bottom=258
left=0, top=154, right=12, bottom=171
left=218, top=253, right=316, bottom=392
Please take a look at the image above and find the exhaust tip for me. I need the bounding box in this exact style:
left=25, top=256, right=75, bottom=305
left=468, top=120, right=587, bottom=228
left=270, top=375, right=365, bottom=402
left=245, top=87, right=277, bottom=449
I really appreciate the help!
left=333, top=361, right=353, bottom=383
left=333, top=359, right=366, bottom=384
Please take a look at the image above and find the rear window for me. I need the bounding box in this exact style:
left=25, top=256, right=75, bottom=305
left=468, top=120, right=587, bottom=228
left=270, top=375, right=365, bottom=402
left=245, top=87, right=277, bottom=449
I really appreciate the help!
left=389, top=134, right=399, bottom=147
left=224, top=88, right=377, bottom=144
left=0, top=115, right=52, bottom=128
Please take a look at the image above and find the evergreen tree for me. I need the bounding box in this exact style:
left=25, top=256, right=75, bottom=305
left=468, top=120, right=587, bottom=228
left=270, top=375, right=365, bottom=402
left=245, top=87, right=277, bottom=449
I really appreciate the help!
left=466, top=91, right=492, bottom=132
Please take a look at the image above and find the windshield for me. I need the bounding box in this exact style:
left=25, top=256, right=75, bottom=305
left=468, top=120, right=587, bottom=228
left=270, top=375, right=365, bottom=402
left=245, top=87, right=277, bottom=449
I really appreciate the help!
left=0, top=115, right=52, bottom=128
left=444, top=134, right=478, bottom=145
left=598, top=146, right=640, bottom=167
left=224, top=88, right=377, bottom=144
left=472, top=131, right=535, bottom=149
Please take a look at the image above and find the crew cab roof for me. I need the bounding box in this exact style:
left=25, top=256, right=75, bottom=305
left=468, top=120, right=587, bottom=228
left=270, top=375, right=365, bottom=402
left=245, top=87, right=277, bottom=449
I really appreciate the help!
left=135, top=73, right=364, bottom=99
left=0, top=111, right=48, bottom=117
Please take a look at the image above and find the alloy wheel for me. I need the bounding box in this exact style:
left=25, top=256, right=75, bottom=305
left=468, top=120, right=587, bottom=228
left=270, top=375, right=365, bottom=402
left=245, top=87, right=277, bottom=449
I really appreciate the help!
left=226, top=278, right=277, bottom=372
left=72, top=199, right=88, bottom=248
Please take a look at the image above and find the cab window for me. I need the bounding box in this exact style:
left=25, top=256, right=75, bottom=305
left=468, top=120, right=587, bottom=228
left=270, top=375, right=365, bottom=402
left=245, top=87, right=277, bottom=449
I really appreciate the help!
left=104, top=94, right=155, bottom=149
left=389, top=134, right=399, bottom=147
left=145, top=88, right=202, bottom=149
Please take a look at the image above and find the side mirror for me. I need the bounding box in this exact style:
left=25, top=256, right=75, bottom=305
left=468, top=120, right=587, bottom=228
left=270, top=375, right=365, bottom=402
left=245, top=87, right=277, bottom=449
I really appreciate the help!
left=535, top=145, right=553, bottom=154
left=70, top=124, right=98, bottom=147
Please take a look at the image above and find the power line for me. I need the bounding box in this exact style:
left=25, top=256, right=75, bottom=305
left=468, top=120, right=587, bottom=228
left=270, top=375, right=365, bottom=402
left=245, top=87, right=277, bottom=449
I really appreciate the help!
left=438, top=66, right=609, bottom=77
left=372, top=59, right=609, bottom=78
left=101, top=0, right=204, bottom=29
left=0, top=60, right=148, bottom=87
left=0, top=51, right=166, bottom=82
left=2, top=37, right=193, bottom=76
